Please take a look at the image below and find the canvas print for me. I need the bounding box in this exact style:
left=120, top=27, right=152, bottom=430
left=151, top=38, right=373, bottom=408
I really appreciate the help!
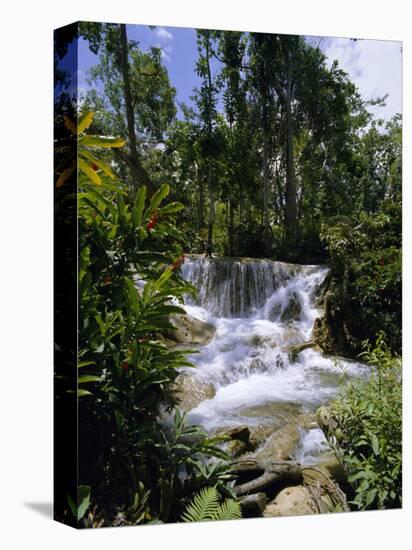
left=54, top=22, right=402, bottom=528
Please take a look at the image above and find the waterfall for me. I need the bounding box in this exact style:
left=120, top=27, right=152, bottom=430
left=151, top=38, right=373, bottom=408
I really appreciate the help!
left=181, top=255, right=323, bottom=321
left=179, top=255, right=368, bottom=432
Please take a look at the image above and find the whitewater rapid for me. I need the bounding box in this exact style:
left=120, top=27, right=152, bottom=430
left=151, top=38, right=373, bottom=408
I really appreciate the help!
left=179, top=256, right=368, bottom=457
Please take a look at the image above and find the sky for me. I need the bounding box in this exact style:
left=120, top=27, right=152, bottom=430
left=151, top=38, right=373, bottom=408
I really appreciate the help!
left=72, top=24, right=402, bottom=122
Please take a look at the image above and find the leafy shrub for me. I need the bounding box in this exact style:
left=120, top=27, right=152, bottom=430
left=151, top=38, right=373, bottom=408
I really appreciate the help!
left=58, top=112, right=237, bottom=525
left=329, top=334, right=402, bottom=510
left=320, top=202, right=401, bottom=354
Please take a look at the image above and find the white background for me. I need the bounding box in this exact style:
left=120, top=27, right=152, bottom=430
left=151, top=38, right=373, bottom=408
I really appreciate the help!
left=0, top=0, right=409, bottom=548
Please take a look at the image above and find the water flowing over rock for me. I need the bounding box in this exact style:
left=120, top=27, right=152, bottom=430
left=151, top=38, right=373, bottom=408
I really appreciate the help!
left=182, top=256, right=304, bottom=318
left=171, top=255, right=371, bottom=517
left=178, top=256, right=368, bottom=436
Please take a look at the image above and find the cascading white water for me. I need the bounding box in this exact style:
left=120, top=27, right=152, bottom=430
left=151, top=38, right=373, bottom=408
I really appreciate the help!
left=179, top=256, right=368, bottom=457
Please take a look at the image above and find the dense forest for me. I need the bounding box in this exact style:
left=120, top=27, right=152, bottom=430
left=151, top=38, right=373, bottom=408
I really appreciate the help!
left=54, top=22, right=402, bottom=527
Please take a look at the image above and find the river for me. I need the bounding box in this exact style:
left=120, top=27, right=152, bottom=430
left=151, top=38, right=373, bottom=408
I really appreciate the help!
left=179, top=255, right=368, bottom=465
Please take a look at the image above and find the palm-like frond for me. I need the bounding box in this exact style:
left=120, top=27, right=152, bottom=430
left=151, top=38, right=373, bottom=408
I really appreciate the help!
left=181, top=487, right=241, bottom=523
left=215, top=498, right=242, bottom=521
left=181, top=487, right=219, bottom=522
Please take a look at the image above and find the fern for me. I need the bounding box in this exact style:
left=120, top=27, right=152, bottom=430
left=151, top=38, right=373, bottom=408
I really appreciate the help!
left=215, top=498, right=242, bottom=521
left=181, top=487, right=241, bottom=522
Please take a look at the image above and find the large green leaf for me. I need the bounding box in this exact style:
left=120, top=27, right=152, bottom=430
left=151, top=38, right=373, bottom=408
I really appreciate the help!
left=133, top=185, right=147, bottom=226
left=78, top=157, right=101, bottom=185
left=77, top=111, right=94, bottom=134
left=79, top=135, right=125, bottom=148
left=147, top=183, right=170, bottom=215
left=80, top=149, right=115, bottom=179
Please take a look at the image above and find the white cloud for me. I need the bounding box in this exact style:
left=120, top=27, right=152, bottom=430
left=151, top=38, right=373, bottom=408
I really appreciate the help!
left=154, top=27, right=173, bottom=62
left=156, top=27, right=173, bottom=43
left=321, top=37, right=402, bottom=121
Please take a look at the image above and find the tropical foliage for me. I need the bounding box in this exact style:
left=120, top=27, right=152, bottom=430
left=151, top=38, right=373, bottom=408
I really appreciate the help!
left=329, top=335, right=402, bottom=510
left=181, top=486, right=242, bottom=523
left=55, top=111, right=237, bottom=526
left=54, top=22, right=402, bottom=524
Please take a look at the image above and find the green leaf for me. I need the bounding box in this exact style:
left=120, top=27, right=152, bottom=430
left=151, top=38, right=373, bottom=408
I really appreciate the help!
left=181, top=486, right=219, bottom=522
left=77, top=111, right=94, bottom=134
left=56, top=161, right=76, bottom=188
left=133, top=185, right=147, bottom=226
left=215, top=499, right=242, bottom=521
left=125, top=277, right=140, bottom=314
left=159, top=201, right=184, bottom=215
left=364, top=488, right=378, bottom=508
left=80, top=149, right=115, bottom=179
left=154, top=267, right=174, bottom=291
left=78, top=361, right=95, bottom=368
left=77, top=389, right=93, bottom=397
left=147, top=183, right=170, bottom=215
left=79, top=135, right=125, bottom=148
left=77, top=485, right=91, bottom=520
left=63, top=115, right=77, bottom=134
left=78, top=375, right=103, bottom=384
left=371, top=434, right=380, bottom=455
left=78, top=157, right=101, bottom=185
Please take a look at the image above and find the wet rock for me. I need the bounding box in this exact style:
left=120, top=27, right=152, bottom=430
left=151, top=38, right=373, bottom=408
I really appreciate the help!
left=315, top=451, right=347, bottom=484
left=281, top=327, right=304, bottom=346
left=316, top=406, right=340, bottom=441
left=247, top=333, right=278, bottom=348
left=312, top=315, right=334, bottom=354
left=252, top=414, right=316, bottom=463
left=280, top=292, right=302, bottom=323
left=224, top=425, right=251, bottom=444
left=174, top=373, right=215, bottom=411
left=220, top=425, right=257, bottom=458
left=263, top=485, right=318, bottom=517
left=286, top=340, right=321, bottom=361
left=227, top=439, right=249, bottom=458
left=166, top=312, right=216, bottom=345
left=263, top=466, right=348, bottom=517
left=254, top=425, right=301, bottom=462
left=239, top=493, right=267, bottom=517
left=239, top=402, right=305, bottom=442
left=302, top=466, right=349, bottom=513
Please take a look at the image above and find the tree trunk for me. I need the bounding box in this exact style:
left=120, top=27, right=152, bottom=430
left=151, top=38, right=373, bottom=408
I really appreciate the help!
left=262, top=123, right=271, bottom=254
left=119, top=24, right=155, bottom=194
left=205, top=33, right=215, bottom=256
left=196, top=162, right=205, bottom=231
left=206, top=162, right=214, bottom=256
left=285, top=44, right=297, bottom=244
left=228, top=198, right=235, bottom=256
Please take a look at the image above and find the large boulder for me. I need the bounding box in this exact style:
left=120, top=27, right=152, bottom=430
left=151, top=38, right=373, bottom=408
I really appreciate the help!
left=174, top=373, right=215, bottom=411
left=166, top=312, right=216, bottom=345
left=263, top=466, right=349, bottom=517
left=264, top=485, right=318, bottom=517
left=252, top=414, right=317, bottom=462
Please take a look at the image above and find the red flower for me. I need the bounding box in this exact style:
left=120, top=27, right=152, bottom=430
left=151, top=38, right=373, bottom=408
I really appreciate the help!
left=122, top=361, right=129, bottom=371
left=147, top=212, right=158, bottom=231
left=91, top=163, right=99, bottom=171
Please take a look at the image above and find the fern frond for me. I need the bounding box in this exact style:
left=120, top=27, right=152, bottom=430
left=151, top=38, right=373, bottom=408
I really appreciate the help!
left=214, top=498, right=242, bottom=521
left=181, top=487, right=219, bottom=522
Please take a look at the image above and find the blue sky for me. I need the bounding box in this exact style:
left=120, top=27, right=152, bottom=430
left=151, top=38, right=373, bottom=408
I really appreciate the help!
left=72, top=24, right=402, bottom=122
